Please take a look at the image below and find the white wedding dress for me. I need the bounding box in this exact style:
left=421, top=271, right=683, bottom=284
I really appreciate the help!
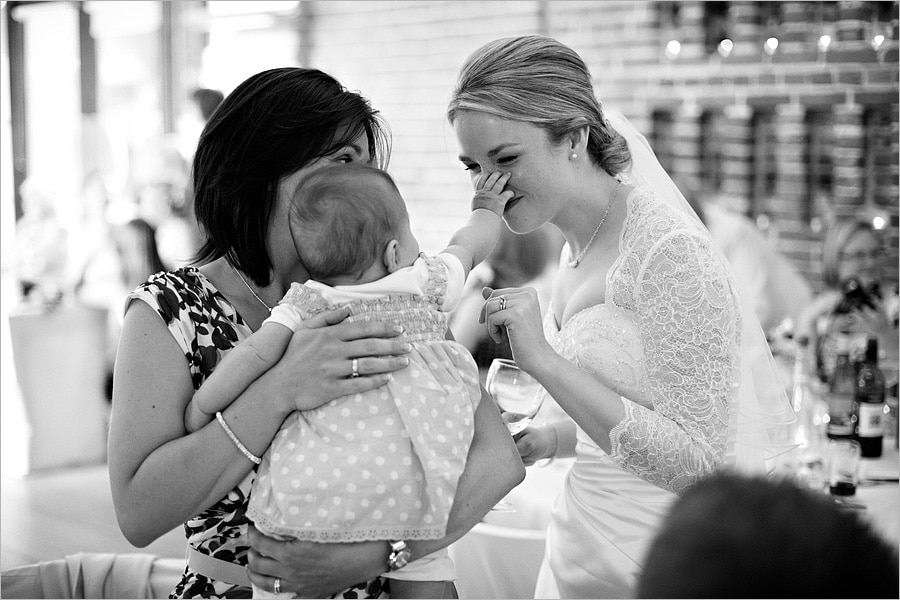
left=533, top=185, right=742, bottom=599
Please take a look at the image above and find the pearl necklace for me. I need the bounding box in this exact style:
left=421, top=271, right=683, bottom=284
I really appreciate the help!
left=568, top=180, right=623, bottom=269
left=231, top=263, right=273, bottom=312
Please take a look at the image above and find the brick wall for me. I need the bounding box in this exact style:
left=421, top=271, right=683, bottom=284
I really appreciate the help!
left=297, top=0, right=899, bottom=293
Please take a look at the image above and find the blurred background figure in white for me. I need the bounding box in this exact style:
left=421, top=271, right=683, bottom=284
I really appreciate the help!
left=9, top=178, right=70, bottom=307
left=680, top=178, right=813, bottom=336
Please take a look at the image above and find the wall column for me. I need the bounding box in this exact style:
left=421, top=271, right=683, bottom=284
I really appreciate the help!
left=831, top=102, right=866, bottom=218
left=720, top=104, right=754, bottom=212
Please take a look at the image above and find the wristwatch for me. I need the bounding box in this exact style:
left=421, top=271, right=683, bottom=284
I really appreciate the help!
left=387, top=540, right=411, bottom=571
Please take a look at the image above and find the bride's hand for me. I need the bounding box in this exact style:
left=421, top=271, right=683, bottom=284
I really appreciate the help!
left=514, top=425, right=557, bottom=466
left=267, top=307, right=412, bottom=413
left=480, top=286, right=552, bottom=374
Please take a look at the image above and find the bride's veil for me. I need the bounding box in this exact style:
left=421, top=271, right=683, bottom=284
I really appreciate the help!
left=605, top=109, right=798, bottom=475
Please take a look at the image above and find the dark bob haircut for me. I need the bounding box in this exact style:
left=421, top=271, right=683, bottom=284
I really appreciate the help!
left=192, top=67, right=390, bottom=285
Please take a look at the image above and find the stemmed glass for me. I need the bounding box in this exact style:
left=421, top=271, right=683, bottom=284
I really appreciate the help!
left=485, top=358, right=545, bottom=512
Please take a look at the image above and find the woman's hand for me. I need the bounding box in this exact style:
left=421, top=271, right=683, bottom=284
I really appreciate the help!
left=480, top=286, right=553, bottom=374
left=266, top=307, right=412, bottom=414
left=514, top=425, right=557, bottom=466
left=246, top=525, right=387, bottom=598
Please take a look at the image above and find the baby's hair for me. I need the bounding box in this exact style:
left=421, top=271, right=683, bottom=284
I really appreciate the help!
left=289, top=164, right=408, bottom=282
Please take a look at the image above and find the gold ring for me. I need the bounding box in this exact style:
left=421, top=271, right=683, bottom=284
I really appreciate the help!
left=498, top=296, right=508, bottom=311
left=274, top=577, right=281, bottom=594
left=351, top=358, right=360, bottom=378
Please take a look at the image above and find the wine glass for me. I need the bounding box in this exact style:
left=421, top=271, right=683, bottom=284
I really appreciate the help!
left=485, top=358, right=545, bottom=512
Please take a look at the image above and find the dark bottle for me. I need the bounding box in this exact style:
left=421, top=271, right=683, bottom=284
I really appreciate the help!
left=826, top=340, right=856, bottom=440
left=855, top=337, right=885, bottom=457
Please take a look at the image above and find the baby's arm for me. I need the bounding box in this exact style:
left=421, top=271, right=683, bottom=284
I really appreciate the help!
left=183, top=322, right=294, bottom=432
left=442, top=172, right=513, bottom=278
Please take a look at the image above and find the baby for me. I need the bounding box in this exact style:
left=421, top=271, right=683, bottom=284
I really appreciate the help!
left=184, top=164, right=512, bottom=598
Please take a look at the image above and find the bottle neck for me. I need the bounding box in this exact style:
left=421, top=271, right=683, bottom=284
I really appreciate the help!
left=864, top=337, right=879, bottom=364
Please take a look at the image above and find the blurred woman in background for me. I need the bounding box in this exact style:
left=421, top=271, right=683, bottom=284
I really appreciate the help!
left=797, top=217, right=899, bottom=384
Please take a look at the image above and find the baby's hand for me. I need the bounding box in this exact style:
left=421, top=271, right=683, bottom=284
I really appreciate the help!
left=472, top=172, right=514, bottom=215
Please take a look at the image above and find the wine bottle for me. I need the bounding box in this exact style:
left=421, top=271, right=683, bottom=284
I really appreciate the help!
left=826, top=339, right=856, bottom=440
left=855, top=337, right=885, bottom=457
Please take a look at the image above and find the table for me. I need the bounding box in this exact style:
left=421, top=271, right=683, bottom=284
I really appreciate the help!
left=449, top=444, right=898, bottom=599
left=448, top=459, right=571, bottom=599
left=5, top=303, right=110, bottom=473
left=854, top=444, right=899, bottom=548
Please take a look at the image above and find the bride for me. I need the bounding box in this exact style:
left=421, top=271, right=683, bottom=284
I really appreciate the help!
left=447, top=35, right=795, bottom=598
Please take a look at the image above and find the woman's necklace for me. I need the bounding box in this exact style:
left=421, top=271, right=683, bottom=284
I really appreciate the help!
left=231, top=263, right=273, bottom=312
left=568, top=180, right=623, bottom=269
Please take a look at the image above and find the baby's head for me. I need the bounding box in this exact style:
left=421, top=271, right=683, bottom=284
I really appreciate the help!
left=289, top=164, right=420, bottom=285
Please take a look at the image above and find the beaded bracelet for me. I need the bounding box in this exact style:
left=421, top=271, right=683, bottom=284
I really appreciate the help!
left=216, top=411, right=261, bottom=465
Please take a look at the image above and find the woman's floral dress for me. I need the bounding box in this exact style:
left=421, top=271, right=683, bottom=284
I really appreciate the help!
left=129, top=268, right=390, bottom=599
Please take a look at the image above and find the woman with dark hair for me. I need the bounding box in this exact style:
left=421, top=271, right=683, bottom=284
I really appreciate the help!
left=108, top=67, right=523, bottom=599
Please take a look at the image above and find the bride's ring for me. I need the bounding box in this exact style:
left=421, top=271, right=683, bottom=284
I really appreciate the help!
left=498, top=296, right=508, bottom=311
left=273, top=577, right=282, bottom=594
left=351, top=358, right=360, bottom=378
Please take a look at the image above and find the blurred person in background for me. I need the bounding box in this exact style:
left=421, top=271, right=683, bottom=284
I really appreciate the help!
left=636, top=471, right=899, bottom=598
left=448, top=35, right=794, bottom=598
left=107, top=67, right=522, bottom=599
left=179, top=87, right=225, bottom=164
left=156, top=87, right=225, bottom=267
left=8, top=177, right=70, bottom=307
left=796, top=217, right=899, bottom=385
left=112, top=218, right=166, bottom=298
left=138, top=176, right=201, bottom=270
left=98, top=217, right=167, bottom=400
left=680, top=180, right=813, bottom=335
left=449, top=225, right=563, bottom=371
left=192, top=88, right=225, bottom=122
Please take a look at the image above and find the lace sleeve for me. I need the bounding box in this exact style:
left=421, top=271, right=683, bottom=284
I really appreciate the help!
left=608, top=229, right=741, bottom=494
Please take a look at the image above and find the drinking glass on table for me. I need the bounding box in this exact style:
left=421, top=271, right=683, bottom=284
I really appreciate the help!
left=827, top=439, right=861, bottom=500
left=485, top=358, right=544, bottom=512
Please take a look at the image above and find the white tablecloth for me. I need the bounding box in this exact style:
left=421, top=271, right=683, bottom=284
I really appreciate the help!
left=856, top=444, right=900, bottom=549
left=449, top=459, right=572, bottom=599
left=450, top=443, right=899, bottom=599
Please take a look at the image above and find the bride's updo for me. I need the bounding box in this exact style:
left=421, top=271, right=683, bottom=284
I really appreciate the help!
left=447, top=35, right=631, bottom=177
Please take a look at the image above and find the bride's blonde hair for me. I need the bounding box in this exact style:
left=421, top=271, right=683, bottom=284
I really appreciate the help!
left=447, top=35, right=631, bottom=177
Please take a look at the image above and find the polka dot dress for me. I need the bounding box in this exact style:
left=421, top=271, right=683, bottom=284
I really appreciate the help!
left=247, top=257, right=482, bottom=542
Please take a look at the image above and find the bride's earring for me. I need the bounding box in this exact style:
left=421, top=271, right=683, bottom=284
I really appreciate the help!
left=570, top=152, right=578, bottom=160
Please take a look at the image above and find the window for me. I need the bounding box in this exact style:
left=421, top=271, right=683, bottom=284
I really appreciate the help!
left=806, top=109, right=834, bottom=227
left=751, top=110, right=777, bottom=220
left=703, top=1, right=731, bottom=56
left=863, top=106, right=894, bottom=210
left=655, top=1, right=681, bottom=30
left=650, top=109, right=676, bottom=174
left=700, top=110, right=725, bottom=198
